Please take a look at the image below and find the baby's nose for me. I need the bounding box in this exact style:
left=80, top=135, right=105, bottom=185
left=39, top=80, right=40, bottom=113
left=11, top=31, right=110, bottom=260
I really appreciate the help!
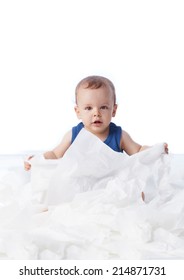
left=93, top=108, right=101, bottom=116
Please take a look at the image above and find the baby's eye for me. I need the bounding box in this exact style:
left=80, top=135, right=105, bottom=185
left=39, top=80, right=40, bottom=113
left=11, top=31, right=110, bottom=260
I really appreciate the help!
left=100, top=105, right=108, bottom=110
left=85, top=106, right=92, bottom=110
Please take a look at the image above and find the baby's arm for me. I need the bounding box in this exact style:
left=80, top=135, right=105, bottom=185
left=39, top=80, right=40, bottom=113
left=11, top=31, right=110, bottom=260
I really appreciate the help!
left=44, top=130, right=72, bottom=159
left=24, top=130, right=72, bottom=170
left=121, top=131, right=168, bottom=155
left=120, top=131, right=143, bottom=155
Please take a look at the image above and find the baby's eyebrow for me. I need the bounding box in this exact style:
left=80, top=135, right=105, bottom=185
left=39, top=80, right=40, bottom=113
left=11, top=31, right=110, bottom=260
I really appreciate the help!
left=82, top=102, right=110, bottom=107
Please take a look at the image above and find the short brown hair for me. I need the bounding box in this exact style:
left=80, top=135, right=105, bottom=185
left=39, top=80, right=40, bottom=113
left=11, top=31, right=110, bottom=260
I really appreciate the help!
left=75, top=75, right=116, bottom=104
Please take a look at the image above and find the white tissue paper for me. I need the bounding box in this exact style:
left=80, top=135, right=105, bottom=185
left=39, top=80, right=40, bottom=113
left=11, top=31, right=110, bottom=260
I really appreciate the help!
left=0, top=128, right=184, bottom=259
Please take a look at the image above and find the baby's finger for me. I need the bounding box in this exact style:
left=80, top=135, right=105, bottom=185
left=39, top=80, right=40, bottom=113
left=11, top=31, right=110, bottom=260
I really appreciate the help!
left=164, top=143, right=169, bottom=154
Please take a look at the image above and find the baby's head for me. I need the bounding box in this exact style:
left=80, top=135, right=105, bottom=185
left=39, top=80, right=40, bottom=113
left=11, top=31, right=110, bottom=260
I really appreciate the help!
left=75, top=75, right=117, bottom=105
left=74, top=75, right=118, bottom=133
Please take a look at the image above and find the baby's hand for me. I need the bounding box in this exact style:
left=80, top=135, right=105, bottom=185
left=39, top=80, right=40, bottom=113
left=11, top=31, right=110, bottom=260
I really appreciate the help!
left=24, top=155, right=34, bottom=171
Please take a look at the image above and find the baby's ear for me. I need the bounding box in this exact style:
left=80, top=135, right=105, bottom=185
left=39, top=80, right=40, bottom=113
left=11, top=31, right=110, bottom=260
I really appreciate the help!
left=74, top=105, right=81, bottom=119
left=112, top=104, right=118, bottom=117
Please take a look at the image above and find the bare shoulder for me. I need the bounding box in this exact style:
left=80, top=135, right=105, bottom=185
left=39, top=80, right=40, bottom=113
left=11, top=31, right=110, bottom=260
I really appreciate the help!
left=52, top=130, right=72, bottom=158
left=120, top=130, right=142, bottom=155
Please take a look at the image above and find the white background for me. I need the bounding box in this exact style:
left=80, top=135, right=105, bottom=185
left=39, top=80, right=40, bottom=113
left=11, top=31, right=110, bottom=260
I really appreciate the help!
left=0, top=0, right=184, bottom=154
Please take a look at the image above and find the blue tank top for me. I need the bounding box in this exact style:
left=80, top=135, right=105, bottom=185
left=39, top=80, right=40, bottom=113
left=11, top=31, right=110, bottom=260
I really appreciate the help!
left=71, top=122, right=123, bottom=152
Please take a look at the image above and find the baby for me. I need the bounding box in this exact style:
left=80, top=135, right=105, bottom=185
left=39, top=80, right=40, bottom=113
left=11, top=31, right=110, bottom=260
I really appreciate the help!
left=25, top=75, right=168, bottom=200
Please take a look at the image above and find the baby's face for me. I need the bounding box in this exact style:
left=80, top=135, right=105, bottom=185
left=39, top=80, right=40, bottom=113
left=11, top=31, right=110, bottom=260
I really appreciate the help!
left=74, top=86, right=117, bottom=136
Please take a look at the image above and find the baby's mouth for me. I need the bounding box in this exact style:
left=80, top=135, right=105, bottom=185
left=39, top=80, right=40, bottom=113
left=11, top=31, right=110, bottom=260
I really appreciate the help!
left=92, top=120, right=103, bottom=127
